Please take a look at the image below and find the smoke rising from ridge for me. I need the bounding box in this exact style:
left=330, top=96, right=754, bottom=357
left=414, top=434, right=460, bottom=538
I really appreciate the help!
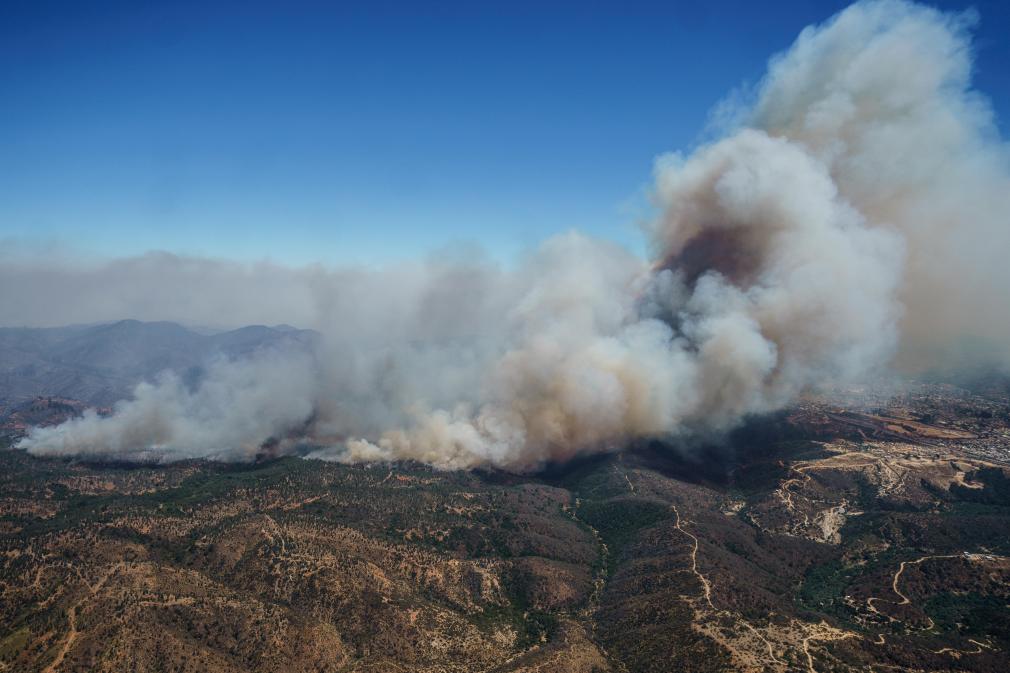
left=14, top=0, right=1010, bottom=469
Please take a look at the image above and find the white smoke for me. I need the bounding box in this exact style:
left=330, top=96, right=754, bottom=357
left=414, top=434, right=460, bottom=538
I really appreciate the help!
left=15, top=0, right=1010, bottom=469
left=749, top=0, right=1010, bottom=368
left=337, top=126, right=904, bottom=468
left=21, top=351, right=318, bottom=462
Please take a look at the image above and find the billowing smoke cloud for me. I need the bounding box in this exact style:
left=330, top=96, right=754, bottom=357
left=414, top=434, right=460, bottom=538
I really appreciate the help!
left=14, top=0, right=1010, bottom=469
left=22, top=351, right=318, bottom=462
left=749, top=0, right=1010, bottom=369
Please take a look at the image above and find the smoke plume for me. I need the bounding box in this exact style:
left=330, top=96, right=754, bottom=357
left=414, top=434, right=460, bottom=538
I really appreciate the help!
left=14, top=0, right=1010, bottom=469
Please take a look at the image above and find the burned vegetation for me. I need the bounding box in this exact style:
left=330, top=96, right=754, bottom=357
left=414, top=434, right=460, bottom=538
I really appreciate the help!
left=1, top=381, right=1009, bottom=672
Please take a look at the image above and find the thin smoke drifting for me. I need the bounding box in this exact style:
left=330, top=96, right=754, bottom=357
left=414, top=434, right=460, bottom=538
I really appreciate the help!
left=16, top=0, right=1010, bottom=469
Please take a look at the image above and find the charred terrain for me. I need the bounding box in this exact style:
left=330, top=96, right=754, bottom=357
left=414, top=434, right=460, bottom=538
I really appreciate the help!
left=1, top=379, right=1009, bottom=672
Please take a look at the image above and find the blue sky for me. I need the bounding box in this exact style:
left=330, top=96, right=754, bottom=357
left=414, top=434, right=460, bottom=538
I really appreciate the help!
left=2, top=0, right=1008, bottom=266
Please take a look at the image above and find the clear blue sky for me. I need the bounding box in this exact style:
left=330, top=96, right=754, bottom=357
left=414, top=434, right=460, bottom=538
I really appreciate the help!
left=2, top=0, right=1008, bottom=265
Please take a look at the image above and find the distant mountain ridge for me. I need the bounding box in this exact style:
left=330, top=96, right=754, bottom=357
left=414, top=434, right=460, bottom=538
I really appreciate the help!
left=0, top=320, right=317, bottom=407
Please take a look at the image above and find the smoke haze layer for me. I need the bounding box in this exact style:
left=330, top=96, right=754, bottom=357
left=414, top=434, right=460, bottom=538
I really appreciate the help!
left=14, top=0, right=1010, bottom=469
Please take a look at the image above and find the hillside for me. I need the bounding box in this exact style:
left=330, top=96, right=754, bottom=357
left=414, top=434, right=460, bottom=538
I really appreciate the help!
left=0, top=320, right=317, bottom=407
left=1, top=381, right=1009, bottom=672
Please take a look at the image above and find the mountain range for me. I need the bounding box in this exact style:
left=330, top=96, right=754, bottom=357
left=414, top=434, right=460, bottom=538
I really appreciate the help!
left=0, top=320, right=317, bottom=407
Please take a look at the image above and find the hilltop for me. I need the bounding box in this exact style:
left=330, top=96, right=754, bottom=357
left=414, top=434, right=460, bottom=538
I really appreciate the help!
left=0, top=320, right=317, bottom=408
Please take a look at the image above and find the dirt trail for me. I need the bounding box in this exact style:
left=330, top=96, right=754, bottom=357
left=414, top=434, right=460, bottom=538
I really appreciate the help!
left=800, top=623, right=856, bottom=673
left=657, top=464, right=867, bottom=673
left=567, top=498, right=609, bottom=619
left=866, top=554, right=962, bottom=620
left=262, top=514, right=288, bottom=555
left=670, top=504, right=714, bottom=610
left=933, top=639, right=994, bottom=658
left=670, top=501, right=786, bottom=668
left=41, top=605, right=76, bottom=673
left=615, top=455, right=636, bottom=495
left=866, top=552, right=1008, bottom=645
left=629, top=459, right=1005, bottom=672
left=776, top=452, right=893, bottom=528
left=40, top=562, right=124, bottom=673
